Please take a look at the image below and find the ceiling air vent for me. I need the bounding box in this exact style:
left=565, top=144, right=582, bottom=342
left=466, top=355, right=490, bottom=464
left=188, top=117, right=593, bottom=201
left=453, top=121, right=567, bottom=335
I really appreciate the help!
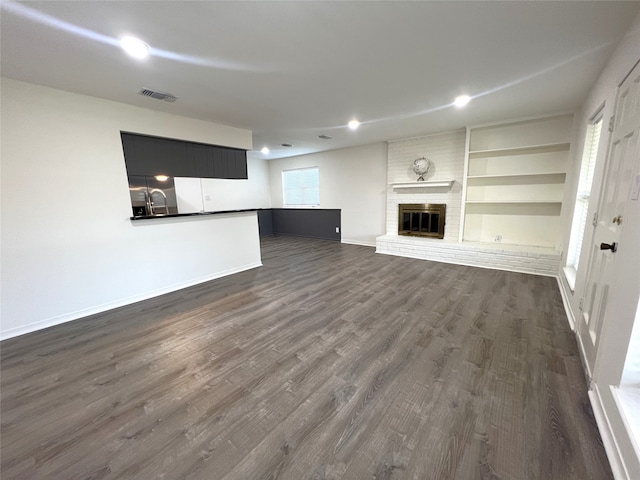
left=318, top=134, right=332, bottom=140
left=138, top=88, right=177, bottom=102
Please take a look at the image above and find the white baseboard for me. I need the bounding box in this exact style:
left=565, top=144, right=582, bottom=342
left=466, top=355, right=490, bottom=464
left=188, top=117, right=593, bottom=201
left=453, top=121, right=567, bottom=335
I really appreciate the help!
left=556, top=273, right=593, bottom=383
left=589, top=384, right=630, bottom=480
left=341, top=239, right=376, bottom=247
left=0, top=261, right=263, bottom=341
left=575, top=323, right=593, bottom=382
left=556, top=275, right=576, bottom=332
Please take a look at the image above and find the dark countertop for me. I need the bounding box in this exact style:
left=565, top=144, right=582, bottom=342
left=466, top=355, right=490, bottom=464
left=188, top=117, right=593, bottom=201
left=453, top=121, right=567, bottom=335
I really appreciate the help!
left=130, top=208, right=258, bottom=221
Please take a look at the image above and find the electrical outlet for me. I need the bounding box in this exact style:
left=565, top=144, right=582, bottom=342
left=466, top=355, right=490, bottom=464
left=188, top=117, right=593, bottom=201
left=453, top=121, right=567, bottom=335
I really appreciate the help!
left=336, top=227, right=340, bottom=233
left=494, top=235, right=502, bottom=242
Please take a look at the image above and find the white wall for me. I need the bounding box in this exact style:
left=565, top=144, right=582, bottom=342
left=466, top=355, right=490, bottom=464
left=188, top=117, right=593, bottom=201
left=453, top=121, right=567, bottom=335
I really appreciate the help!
left=268, top=143, right=388, bottom=246
left=175, top=159, right=272, bottom=213
left=557, top=12, right=640, bottom=479
left=559, top=12, right=640, bottom=377
left=203, top=158, right=272, bottom=211
left=0, top=78, right=267, bottom=340
left=386, top=130, right=466, bottom=241
left=560, top=14, right=640, bottom=324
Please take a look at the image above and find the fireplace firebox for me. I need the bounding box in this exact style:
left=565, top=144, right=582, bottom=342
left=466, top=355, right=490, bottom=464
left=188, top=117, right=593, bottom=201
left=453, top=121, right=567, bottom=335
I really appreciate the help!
left=398, top=203, right=446, bottom=239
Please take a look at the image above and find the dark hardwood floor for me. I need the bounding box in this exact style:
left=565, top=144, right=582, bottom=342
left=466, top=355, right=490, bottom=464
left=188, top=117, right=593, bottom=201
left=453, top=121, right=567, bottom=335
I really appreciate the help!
left=1, top=236, right=612, bottom=479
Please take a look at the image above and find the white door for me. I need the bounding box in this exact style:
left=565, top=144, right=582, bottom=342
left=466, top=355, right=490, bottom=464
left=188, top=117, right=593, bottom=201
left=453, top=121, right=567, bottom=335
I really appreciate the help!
left=581, top=60, right=640, bottom=373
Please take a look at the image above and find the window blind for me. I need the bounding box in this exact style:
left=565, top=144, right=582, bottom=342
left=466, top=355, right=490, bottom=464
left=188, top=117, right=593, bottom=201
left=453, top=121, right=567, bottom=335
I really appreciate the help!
left=566, top=116, right=603, bottom=271
left=282, top=167, right=319, bottom=206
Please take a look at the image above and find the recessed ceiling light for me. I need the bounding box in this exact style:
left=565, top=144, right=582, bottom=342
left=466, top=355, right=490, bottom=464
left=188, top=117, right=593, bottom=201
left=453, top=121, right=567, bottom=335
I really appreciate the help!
left=318, top=135, right=332, bottom=140
left=348, top=120, right=360, bottom=130
left=154, top=175, right=169, bottom=182
left=454, top=95, right=471, bottom=108
left=261, top=147, right=269, bottom=154
left=281, top=143, right=293, bottom=148
left=120, top=36, right=150, bottom=59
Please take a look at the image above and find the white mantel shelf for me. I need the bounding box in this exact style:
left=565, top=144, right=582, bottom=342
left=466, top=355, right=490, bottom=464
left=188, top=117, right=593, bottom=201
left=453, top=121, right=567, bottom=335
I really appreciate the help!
left=390, top=180, right=454, bottom=190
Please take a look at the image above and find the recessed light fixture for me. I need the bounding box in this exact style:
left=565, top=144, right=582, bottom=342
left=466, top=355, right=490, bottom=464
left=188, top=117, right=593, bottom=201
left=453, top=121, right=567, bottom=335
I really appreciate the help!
left=261, top=147, right=269, bottom=154
left=454, top=95, right=471, bottom=108
left=348, top=120, right=360, bottom=130
left=318, top=135, right=332, bottom=140
left=154, top=175, right=169, bottom=182
left=281, top=143, right=293, bottom=148
left=120, top=36, right=150, bottom=59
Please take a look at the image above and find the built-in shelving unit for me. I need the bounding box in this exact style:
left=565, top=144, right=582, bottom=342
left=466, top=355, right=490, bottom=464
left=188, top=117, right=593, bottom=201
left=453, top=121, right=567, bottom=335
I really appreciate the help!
left=461, top=114, right=573, bottom=249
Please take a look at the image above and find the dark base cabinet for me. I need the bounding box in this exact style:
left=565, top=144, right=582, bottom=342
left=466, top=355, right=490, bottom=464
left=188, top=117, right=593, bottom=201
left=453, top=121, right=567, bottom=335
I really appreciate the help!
left=258, top=209, right=341, bottom=241
left=257, top=210, right=274, bottom=237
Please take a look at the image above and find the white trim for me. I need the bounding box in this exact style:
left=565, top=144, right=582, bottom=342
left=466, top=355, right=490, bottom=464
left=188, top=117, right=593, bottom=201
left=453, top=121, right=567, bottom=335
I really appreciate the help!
left=459, top=126, right=471, bottom=243
left=589, top=384, right=631, bottom=480
left=341, top=239, right=376, bottom=247
left=575, top=316, right=593, bottom=382
left=557, top=274, right=577, bottom=332
left=559, top=264, right=592, bottom=382
left=0, top=261, right=263, bottom=341
left=563, top=266, right=577, bottom=292
left=613, top=388, right=640, bottom=461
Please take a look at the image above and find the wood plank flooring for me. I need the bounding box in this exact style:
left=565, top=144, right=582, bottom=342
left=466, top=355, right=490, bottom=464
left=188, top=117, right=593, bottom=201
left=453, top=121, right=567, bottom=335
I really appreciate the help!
left=1, top=236, right=612, bottom=479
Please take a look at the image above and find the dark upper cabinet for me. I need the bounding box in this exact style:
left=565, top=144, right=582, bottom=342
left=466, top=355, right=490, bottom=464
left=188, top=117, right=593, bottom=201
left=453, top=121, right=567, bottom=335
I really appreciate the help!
left=121, top=132, right=248, bottom=179
left=122, top=134, right=151, bottom=176
left=213, top=148, right=230, bottom=179
left=191, top=143, right=212, bottom=178
left=152, top=137, right=177, bottom=176
left=164, top=138, right=189, bottom=177
left=229, top=149, right=248, bottom=178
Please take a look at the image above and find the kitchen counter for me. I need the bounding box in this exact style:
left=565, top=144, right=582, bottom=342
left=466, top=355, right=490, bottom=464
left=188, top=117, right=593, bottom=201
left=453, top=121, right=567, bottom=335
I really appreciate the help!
left=130, top=208, right=258, bottom=221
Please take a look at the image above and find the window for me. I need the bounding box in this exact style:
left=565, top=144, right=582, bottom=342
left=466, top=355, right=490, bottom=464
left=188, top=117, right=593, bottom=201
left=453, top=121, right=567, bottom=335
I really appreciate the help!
left=565, top=113, right=603, bottom=288
left=282, top=167, right=319, bottom=206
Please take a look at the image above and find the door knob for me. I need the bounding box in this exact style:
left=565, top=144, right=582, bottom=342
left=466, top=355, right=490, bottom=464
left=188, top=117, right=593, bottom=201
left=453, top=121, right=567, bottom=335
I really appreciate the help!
left=612, top=215, right=623, bottom=225
left=600, top=242, right=618, bottom=252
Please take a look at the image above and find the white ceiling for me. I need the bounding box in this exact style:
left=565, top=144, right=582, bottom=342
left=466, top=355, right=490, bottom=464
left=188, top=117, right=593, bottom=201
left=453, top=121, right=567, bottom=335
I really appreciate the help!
left=2, top=1, right=639, bottom=160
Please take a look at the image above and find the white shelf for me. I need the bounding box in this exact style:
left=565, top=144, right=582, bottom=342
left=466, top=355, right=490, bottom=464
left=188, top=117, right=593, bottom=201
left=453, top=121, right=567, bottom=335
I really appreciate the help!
left=462, top=114, right=573, bottom=247
left=468, top=142, right=570, bottom=158
left=391, top=180, right=454, bottom=189
left=466, top=172, right=565, bottom=181
left=465, top=200, right=562, bottom=205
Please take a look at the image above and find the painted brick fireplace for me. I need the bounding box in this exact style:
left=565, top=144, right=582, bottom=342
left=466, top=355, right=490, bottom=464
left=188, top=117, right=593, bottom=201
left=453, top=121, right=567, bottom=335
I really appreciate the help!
left=375, top=129, right=560, bottom=276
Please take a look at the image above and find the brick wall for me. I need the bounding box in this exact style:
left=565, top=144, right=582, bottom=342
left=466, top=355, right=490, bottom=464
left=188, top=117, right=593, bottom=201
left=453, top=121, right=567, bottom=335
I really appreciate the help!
left=386, top=130, right=466, bottom=240
left=380, top=128, right=561, bottom=276
left=376, top=234, right=560, bottom=276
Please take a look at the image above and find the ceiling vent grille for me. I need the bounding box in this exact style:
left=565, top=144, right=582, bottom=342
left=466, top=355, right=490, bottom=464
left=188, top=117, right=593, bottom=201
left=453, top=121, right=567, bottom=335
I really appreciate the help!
left=138, top=88, right=177, bottom=102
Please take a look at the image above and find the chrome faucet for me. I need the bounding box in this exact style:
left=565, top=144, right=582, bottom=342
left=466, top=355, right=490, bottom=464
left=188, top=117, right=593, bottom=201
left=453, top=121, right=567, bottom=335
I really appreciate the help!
left=149, top=189, right=169, bottom=215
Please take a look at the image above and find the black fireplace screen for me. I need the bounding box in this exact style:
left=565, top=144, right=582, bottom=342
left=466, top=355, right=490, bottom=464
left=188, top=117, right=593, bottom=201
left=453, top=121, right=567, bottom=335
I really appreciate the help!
left=398, top=204, right=446, bottom=239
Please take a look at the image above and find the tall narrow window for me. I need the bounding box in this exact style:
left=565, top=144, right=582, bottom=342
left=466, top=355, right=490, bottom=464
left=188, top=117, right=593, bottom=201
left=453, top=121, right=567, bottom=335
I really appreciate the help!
left=282, top=167, right=319, bottom=207
left=565, top=113, right=603, bottom=288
